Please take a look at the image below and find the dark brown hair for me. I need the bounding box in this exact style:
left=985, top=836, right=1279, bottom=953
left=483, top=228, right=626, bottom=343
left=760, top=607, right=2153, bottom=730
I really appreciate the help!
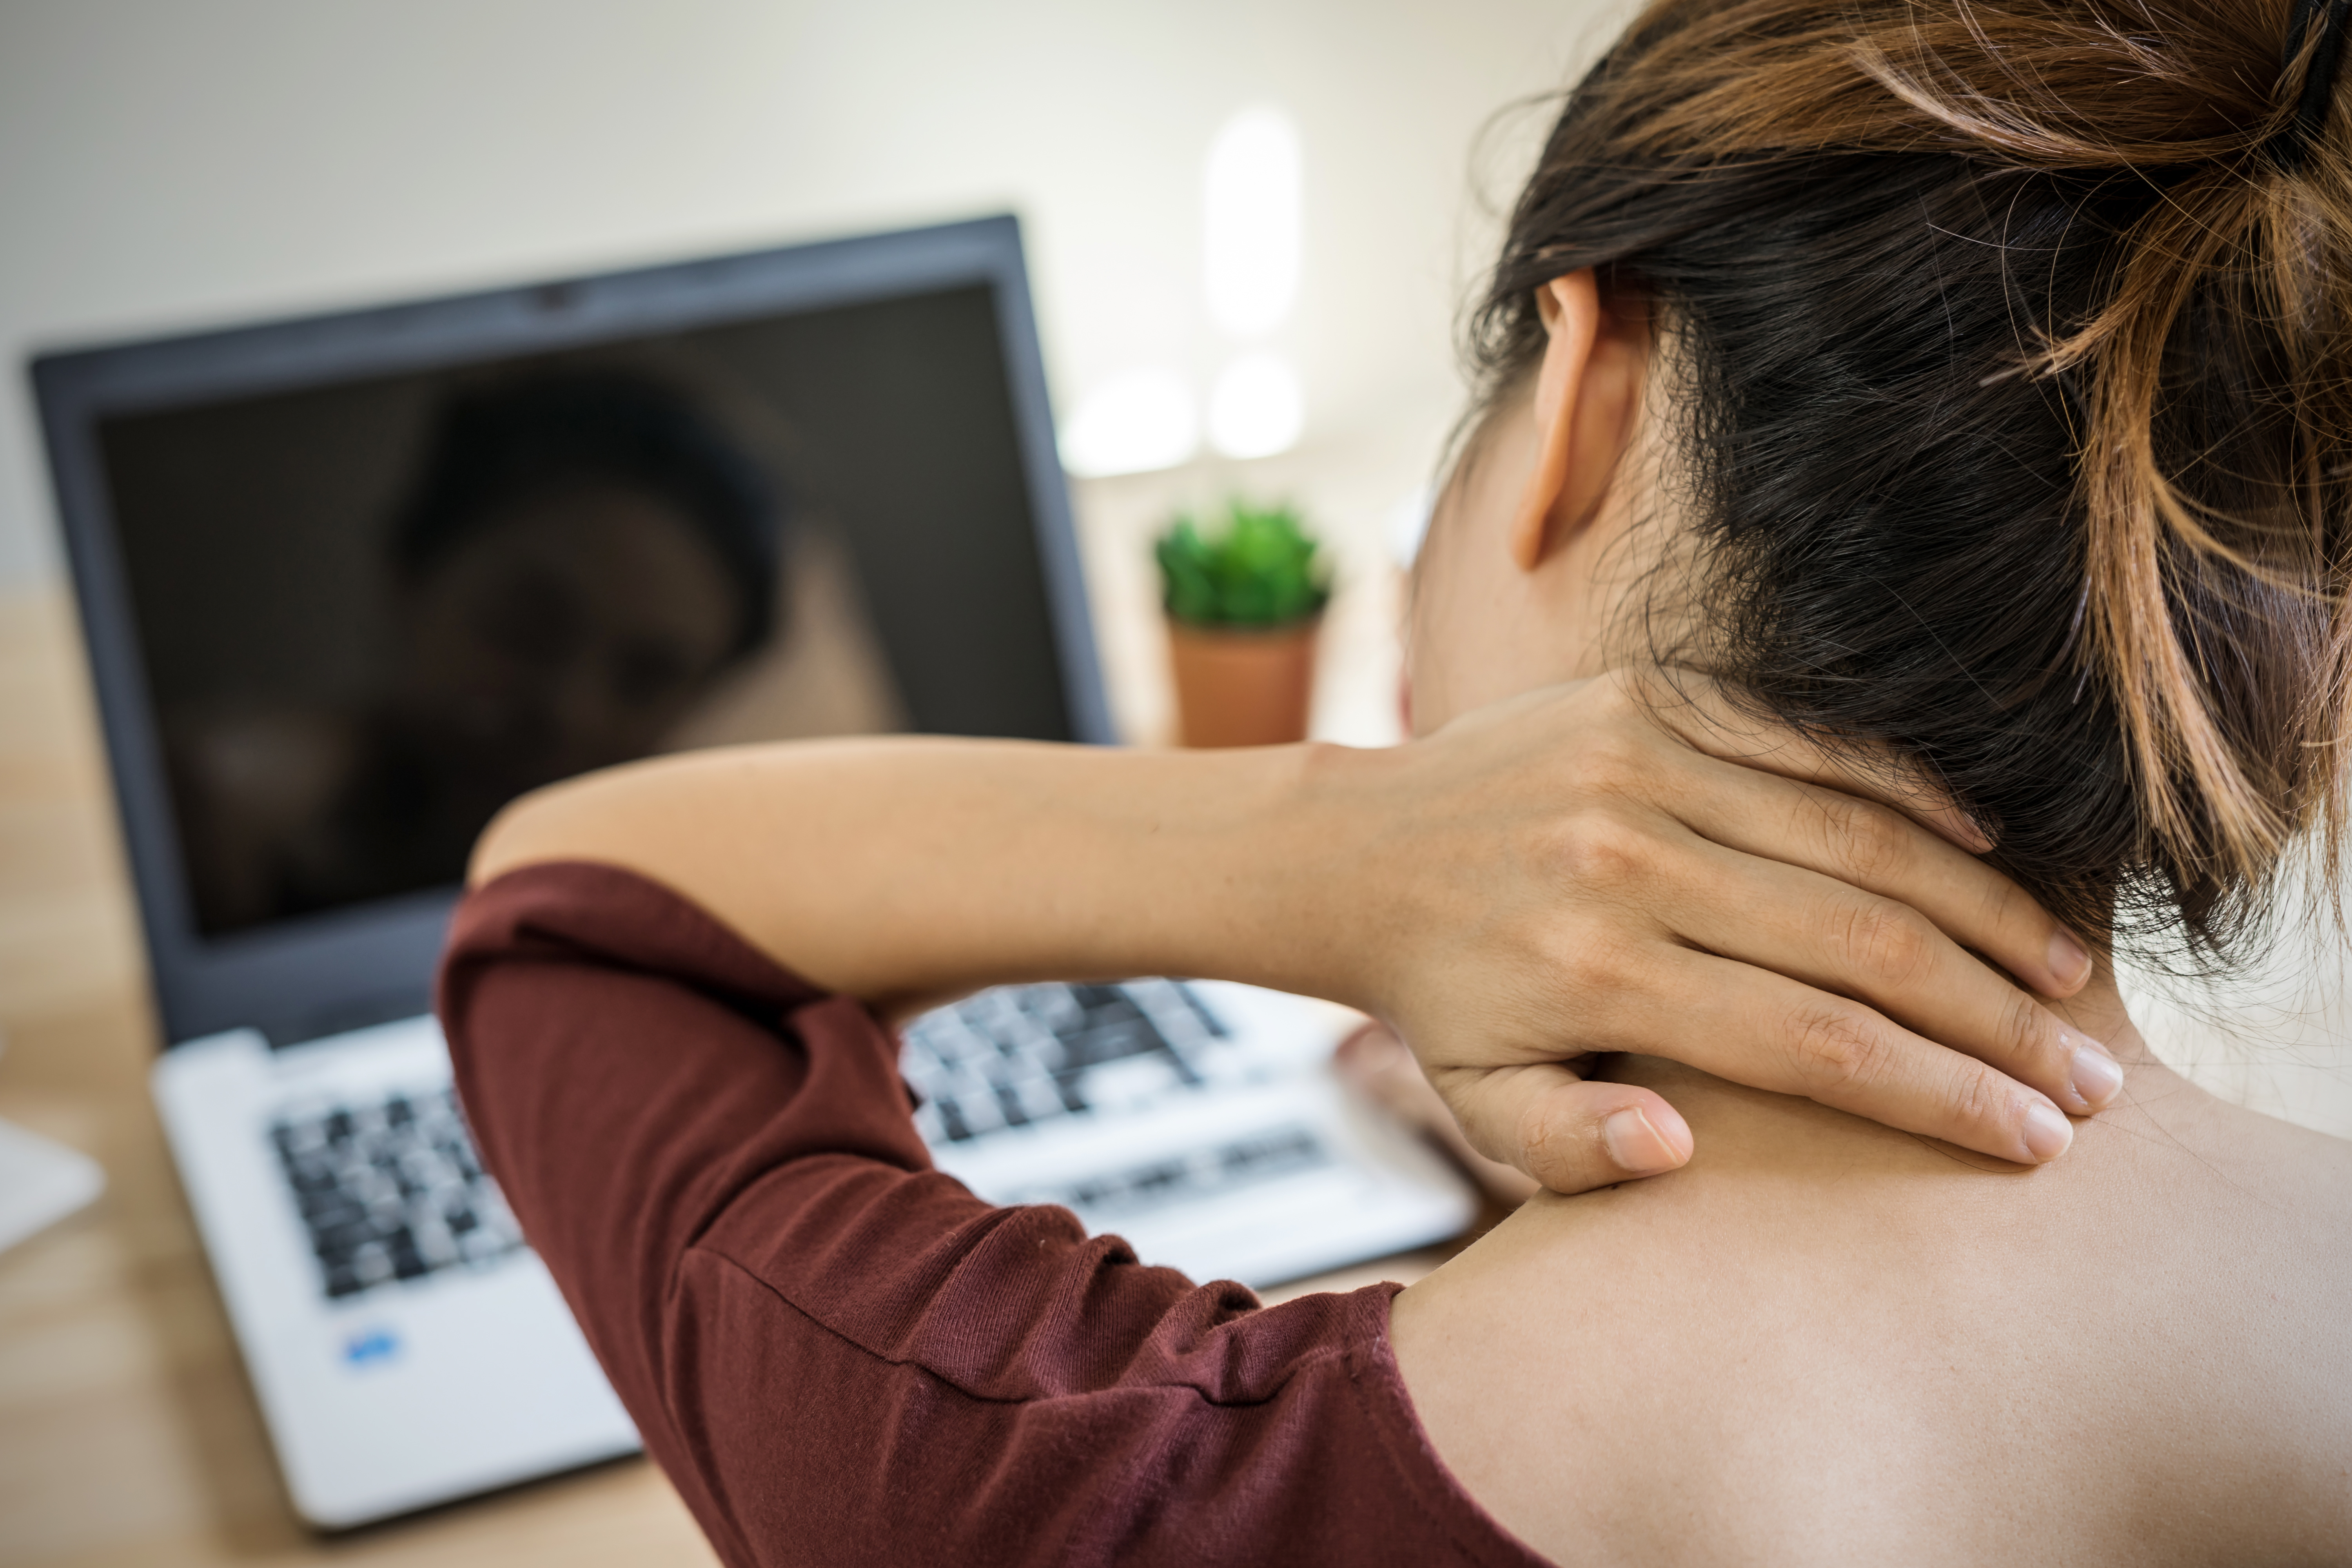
left=1471, top=0, right=2352, bottom=962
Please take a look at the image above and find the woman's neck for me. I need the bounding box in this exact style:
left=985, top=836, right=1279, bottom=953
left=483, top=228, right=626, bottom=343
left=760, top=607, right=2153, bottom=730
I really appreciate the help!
left=2044, top=963, right=2155, bottom=1065
left=1591, top=965, right=2187, bottom=1191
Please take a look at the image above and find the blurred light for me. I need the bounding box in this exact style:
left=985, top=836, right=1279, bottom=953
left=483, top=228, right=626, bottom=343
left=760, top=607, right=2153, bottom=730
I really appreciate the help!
left=1059, top=366, right=1200, bottom=477
left=1387, top=483, right=1437, bottom=568
left=1203, top=108, right=1301, bottom=340
left=1206, top=352, right=1303, bottom=459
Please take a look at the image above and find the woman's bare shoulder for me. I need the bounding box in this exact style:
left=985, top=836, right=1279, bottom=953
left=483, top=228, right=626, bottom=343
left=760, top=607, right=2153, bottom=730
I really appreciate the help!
left=1388, top=1061, right=2352, bottom=1566
left=2111, top=1066, right=2352, bottom=1234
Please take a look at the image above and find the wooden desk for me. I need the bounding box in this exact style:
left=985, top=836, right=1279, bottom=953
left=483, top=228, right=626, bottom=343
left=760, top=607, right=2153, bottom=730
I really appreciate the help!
left=0, top=566, right=1441, bottom=1567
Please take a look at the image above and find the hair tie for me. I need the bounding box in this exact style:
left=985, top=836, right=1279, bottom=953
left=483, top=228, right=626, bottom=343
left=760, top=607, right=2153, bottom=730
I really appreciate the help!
left=2271, top=0, right=2352, bottom=171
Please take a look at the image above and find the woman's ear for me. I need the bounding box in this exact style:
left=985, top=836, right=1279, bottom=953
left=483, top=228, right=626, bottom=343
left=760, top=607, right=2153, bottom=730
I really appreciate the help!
left=1507, top=271, right=1646, bottom=572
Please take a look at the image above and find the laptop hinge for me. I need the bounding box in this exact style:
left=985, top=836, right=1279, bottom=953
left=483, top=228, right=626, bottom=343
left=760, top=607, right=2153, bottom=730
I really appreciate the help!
left=264, top=985, right=433, bottom=1050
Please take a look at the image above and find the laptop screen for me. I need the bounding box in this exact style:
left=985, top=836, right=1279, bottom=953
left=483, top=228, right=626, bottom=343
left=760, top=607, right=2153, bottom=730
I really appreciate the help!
left=88, top=281, right=1073, bottom=941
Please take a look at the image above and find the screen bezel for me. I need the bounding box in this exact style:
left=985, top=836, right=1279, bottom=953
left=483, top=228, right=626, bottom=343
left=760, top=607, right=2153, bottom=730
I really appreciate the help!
left=32, top=215, right=1112, bottom=1048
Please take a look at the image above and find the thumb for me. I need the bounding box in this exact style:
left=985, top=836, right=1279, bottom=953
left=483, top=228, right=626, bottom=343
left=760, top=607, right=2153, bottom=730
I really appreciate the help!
left=1435, top=1063, right=1695, bottom=1195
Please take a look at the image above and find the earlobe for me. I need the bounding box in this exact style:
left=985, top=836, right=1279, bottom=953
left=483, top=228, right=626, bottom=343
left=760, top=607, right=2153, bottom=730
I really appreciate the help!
left=1506, top=270, right=1634, bottom=574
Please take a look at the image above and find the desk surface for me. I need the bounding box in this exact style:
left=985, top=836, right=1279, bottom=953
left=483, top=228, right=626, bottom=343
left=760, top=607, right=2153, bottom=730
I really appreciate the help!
left=0, top=549, right=1443, bottom=1567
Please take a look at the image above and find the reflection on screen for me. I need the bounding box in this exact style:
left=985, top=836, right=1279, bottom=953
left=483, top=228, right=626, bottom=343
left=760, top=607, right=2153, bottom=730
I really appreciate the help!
left=96, top=285, right=1071, bottom=938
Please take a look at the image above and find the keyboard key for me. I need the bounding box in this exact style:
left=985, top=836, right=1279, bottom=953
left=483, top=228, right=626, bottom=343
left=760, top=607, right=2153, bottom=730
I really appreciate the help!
left=269, top=1086, right=526, bottom=1302
left=898, top=980, right=1233, bottom=1150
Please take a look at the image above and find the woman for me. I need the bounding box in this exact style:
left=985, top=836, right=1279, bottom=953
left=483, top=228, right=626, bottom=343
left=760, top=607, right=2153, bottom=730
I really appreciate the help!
left=444, top=0, right=2352, bottom=1561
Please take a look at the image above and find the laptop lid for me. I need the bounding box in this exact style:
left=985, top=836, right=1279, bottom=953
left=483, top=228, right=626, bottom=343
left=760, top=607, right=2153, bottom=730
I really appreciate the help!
left=32, top=216, right=1112, bottom=1049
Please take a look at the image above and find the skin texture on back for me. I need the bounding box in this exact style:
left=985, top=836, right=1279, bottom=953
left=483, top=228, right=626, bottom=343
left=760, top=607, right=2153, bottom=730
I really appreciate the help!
left=1390, top=1026, right=2352, bottom=1566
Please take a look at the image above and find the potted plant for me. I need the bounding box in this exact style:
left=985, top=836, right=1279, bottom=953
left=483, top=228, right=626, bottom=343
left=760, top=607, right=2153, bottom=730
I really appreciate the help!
left=1154, top=499, right=1331, bottom=748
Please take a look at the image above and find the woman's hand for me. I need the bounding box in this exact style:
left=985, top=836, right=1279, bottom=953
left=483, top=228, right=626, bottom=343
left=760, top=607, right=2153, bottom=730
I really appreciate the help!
left=1280, top=670, right=2115, bottom=1194
left=1336, top=1021, right=1543, bottom=1206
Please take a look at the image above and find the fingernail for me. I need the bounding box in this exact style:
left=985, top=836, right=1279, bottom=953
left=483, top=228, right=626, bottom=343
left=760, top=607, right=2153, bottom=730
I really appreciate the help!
left=2067, top=1038, right=2123, bottom=1109
left=2021, top=1099, right=2074, bottom=1162
left=1604, top=1107, right=1683, bottom=1175
left=2047, top=928, right=2091, bottom=991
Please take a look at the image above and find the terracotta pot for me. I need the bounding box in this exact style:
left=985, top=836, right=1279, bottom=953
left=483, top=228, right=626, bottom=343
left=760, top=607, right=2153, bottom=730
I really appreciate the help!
left=1166, top=616, right=1321, bottom=748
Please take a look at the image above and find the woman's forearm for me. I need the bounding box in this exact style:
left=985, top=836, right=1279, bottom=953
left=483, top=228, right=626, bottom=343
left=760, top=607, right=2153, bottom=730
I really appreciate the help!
left=467, top=737, right=1348, bottom=1014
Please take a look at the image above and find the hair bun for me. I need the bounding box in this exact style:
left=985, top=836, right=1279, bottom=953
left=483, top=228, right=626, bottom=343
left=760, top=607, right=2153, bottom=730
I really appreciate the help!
left=2270, top=0, right=2352, bottom=169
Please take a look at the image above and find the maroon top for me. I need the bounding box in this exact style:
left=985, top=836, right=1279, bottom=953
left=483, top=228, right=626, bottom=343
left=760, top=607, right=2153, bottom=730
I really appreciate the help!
left=438, top=862, right=1547, bottom=1567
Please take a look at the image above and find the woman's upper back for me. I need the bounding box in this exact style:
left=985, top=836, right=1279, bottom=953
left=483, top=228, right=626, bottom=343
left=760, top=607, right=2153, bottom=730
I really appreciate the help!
left=1391, top=1049, right=2352, bottom=1566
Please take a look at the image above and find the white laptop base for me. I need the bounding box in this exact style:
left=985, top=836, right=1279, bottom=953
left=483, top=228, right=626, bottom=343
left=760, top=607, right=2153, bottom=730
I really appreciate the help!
left=155, top=981, right=1472, bottom=1529
left=153, top=1018, right=637, bottom=1530
left=905, top=980, right=1478, bottom=1289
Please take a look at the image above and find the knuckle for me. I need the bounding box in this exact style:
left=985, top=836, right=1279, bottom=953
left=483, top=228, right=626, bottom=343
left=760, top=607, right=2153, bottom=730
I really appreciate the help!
left=1830, top=802, right=1912, bottom=888
left=1945, top=1063, right=2012, bottom=1137
left=1515, top=1095, right=1595, bottom=1190
left=1994, top=987, right=2056, bottom=1069
left=1835, top=897, right=1935, bottom=989
left=1566, top=731, right=1647, bottom=800
left=1973, top=864, right=2024, bottom=918
left=1782, top=1001, right=1895, bottom=1094
left=1557, top=926, right=1639, bottom=1008
left=1552, top=809, right=1653, bottom=889
left=1980, top=877, right=2041, bottom=951
left=1966, top=865, right=2023, bottom=926
left=1514, top=1091, right=1570, bottom=1160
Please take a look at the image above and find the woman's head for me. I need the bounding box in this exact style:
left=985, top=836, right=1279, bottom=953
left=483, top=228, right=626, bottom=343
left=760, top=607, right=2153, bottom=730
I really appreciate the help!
left=1413, top=0, right=2352, bottom=965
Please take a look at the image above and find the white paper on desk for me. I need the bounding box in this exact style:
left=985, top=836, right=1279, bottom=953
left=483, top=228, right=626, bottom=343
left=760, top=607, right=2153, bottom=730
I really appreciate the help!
left=0, top=1118, right=104, bottom=1256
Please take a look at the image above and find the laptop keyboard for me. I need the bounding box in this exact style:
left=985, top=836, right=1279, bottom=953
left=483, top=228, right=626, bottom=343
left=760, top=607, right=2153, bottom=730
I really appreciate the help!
left=262, top=983, right=1308, bottom=1300
left=902, top=981, right=1343, bottom=1221
left=270, top=1087, right=525, bottom=1301
left=900, top=980, right=1243, bottom=1145
left=998, top=1124, right=1332, bottom=1219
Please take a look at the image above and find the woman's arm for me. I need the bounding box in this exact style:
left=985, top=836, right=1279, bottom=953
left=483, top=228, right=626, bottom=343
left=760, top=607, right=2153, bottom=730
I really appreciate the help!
left=472, top=673, right=2115, bottom=1189
left=474, top=734, right=1332, bottom=1012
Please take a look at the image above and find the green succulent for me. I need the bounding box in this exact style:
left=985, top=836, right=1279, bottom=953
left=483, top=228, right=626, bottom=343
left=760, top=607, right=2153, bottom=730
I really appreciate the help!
left=1154, top=499, right=1331, bottom=630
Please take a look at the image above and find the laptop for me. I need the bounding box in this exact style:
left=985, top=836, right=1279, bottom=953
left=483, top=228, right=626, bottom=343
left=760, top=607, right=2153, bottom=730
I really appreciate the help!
left=30, top=216, right=1476, bottom=1530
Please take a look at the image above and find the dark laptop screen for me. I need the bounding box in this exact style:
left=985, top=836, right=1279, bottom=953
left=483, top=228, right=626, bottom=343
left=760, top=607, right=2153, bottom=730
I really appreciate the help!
left=92, top=283, right=1071, bottom=939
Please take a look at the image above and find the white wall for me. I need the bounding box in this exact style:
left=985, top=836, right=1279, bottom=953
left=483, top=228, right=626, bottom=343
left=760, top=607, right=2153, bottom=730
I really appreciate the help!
left=0, top=0, right=1628, bottom=588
